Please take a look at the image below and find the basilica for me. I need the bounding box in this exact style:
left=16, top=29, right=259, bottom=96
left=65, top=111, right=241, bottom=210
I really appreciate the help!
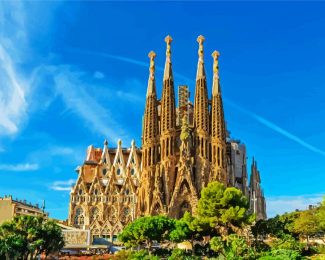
left=68, top=35, right=267, bottom=242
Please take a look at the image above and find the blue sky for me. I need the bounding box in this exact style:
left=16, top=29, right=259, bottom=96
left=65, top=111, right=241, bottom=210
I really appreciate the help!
left=0, top=1, right=325, bottom=219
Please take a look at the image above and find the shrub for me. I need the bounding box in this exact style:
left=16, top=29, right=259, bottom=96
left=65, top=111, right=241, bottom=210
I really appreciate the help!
left=259, top=249, right=303, bottom=260
left=114, top=249, right=160, bottom=260
left=168, top=248, right=200, bottom=260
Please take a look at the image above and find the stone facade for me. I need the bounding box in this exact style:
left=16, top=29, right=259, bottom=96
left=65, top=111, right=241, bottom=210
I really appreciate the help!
left=68, top=140, right=141, bottom=241
left=68, top=35, right=267, bottom=242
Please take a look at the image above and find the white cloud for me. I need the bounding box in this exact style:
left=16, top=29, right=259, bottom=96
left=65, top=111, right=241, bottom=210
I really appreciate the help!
left=266, top=194, right=324, bottom=217
left=0, top=163, right=39, bottom=171
left=50, top=179, right=75, bottom=191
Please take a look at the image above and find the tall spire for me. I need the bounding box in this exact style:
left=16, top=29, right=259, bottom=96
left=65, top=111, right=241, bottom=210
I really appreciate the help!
left=164, top=35, right=173, bottom=80
left=147, top=51, right=156, bottom=97
left=143, top=51, right=159, bottom=146
left=194, top=35, right=209, bottom=134
left=196, top=35, right=206, bottom=79
left=161, top=35, right=176, bottom=134
left=210, top=50, right=227, bottom=184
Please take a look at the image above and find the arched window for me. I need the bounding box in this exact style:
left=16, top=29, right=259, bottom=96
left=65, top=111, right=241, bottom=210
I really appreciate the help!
left=123, top=208, right=130, bottom=216
left=102, top=168, right=107, bottom=176
left=130, top=168, right=135, bottom=176
left=74, top=208, right=84, bottom=226
left=117, top=168, right=121, bottom=175
left=78, top=189, right=83, bottom=195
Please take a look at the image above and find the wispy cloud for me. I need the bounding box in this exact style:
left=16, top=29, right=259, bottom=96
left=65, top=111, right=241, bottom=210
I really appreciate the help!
left=65, top=48, right=194, bottom=85
left=267, top=194, right=324, bottom=217
left=50, top=179, right=75, bottom=191
left=224, top=99, right=325, bottom=157
left=0, top=163, right=39, bottom=171
left=0, top=40, right=28, bottom=136
left=38, top=65, right=130, bottom=142
left=68, top=49, right=325, bottom=157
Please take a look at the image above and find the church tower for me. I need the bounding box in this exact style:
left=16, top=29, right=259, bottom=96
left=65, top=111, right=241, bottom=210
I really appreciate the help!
left=193, top=35, right=210, bottom=191
left=210, top=51, right=227, bottom=184
left=249, top=158, right=267, bottom=220
left=137, top=51, right=159, bottom=216
left=159, top=35, right=177, bottom=209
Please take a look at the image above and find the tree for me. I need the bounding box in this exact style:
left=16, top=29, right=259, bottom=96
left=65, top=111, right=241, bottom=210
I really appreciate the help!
left=119, top=215, right=175, bottom=251
left=0, top=216, right=64, bottom=260
left=41, top=220, right=65, bottom=257
left=197, top=181, right=254, bottom=237
left=316, top=196, right=325, bottom=236
left=293, top=209, right=319, bottom=243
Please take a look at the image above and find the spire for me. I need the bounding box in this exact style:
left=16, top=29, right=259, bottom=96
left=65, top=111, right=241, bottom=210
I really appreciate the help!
left=212, top=50, right=220, bottom=95
left=161, top=35, right=176, bottom=134
left=194, top=35, right=209, bottom=133
left=146, top=51, right=156, bottom=97
left=143, top=51, right=159, bottom=146
left=196, top=35, right=206, bottom=79
left=163, top=35, right=173, bottom=80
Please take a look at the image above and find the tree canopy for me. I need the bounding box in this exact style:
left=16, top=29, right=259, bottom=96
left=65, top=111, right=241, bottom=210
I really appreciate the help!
left=0, top=216, right=64, bottom=260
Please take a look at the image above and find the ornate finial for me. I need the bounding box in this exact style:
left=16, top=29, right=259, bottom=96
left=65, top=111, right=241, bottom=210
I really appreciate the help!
left=148, top=51, right=156, bottom=80
left=131, top=139, right=135, bottom=147
left=212, top=50, right=220, bottom=73
left=104, top=139, right=108, bottom=146
left=118, top=139, right=122, bottom=147
left=197, top=35, right=205, bottom=62
left=165, top=35, right=172, bottom=61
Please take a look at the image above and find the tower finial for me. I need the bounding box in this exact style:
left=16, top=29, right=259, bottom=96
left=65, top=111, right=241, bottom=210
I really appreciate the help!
left=104, top=139, right=108, bottom=146
left=197, top=35, right=205, bottom=62
left=148, top=51, right=156, bottom=80
left=212, top=50, right=220, bottom=73
left=165, top=35, right=172, bottom=61
left=163, top=35, right=173, bottom=80
left=212, top=50, right=221, bottom=95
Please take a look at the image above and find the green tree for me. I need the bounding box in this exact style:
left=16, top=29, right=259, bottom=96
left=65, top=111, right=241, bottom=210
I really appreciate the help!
left=40, top=220, right=65, bottom=258
left=210, top=234, right=253, bottom=259
left=197, top=181, right=254, bottom=237
left=316, top=196, right=325, bottom=236
left=293, top=209, right=319, bottom=243
left=0, top=216, right=64, bottom=260
left=119, top=215, right=175, bottom=251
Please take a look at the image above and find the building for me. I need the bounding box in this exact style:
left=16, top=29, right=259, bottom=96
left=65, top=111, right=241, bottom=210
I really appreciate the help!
left=68, top=35, right=267, bottom=241
left=249, top=158, right=267, bottom=220
left=228, top=140, right=248, bottom=197
left=0, top=195, right=48, bottom=225
left=68, top=140, right=141, bottom=242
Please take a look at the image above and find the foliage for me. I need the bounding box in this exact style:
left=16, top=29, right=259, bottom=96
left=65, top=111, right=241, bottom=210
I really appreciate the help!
left=169, top=212, right=194, bottom=243
left=293, top=209, right=319, bottom=241
left=114, top=249, right=160, bottom=260
left=118, top=215, right=175, bottom=249
left=0, top=215, right=64, bottom=260
left=271, top=234, right=304, bottom=252
left=252, top=211, right=301, bottom=239
left=197, top=182, right=254, bottom=237
left=167, top=248, right=200, bottom=260
left=210, top=234, right=254, bottom=259
left=316, top=196, right=325, bottom=233
left=258, top=249, right=303, bottom=260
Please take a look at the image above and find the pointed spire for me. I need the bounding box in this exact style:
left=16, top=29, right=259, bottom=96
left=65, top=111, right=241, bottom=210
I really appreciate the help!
left=212, top=50, right=221, bottom=95
left=163, top=35, right=173, bottom=80
left=146, top=51, right=156, bottom=97
left=196, top=35, right=206, bottom=79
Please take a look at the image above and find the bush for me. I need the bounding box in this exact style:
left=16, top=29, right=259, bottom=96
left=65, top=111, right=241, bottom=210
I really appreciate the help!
left=259, top=249, right=303, bottom=260
left=168, top=248, right=200, bottom=260
left=114, top=249, right=160, bottom=260
left=271, top=234, right=304, bottom=253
